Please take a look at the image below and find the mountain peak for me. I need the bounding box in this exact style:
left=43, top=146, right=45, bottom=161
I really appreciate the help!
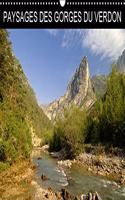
left=82, top=56, right=88, bottom=63
left=44, top=56, right=96, bottom=120
left=67, top=56, right=90, bottom=101
left=80, top=56, right=89, bottom=71
left=80, top=56, right=89, bottom=77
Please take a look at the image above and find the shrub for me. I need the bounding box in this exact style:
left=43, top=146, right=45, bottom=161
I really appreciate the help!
left=49, top=106, right=87, bottom=158
left=0, top=161, right=10, bottom=172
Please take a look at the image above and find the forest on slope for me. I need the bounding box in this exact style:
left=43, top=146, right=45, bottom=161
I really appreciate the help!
left=0, top=30, right=51, bottom=171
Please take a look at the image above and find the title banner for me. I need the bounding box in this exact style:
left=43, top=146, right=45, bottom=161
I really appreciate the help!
left=0, top=0, right=125, bottom=28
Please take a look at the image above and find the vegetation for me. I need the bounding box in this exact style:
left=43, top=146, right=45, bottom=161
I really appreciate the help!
left=50, top=66, right=125, bottom=158
left=0, top=30, right=51, bottom=169
left=1, top=29, right=125, bottom=164
left=50, top=107, right=87, bottom=158
left=86, top=67, right=125, bottom=148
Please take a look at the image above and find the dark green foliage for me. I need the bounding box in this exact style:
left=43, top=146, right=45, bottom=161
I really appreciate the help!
left=0, top=30, right=51, bottom=167
left=86, top=66, right=125, bottom=148
left=50, top=107, right=87, bottom=158
left=49, top=118, right=64, bottom=152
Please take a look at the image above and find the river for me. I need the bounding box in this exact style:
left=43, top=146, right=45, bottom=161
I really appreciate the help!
left=32, top=149, right=125, bottom=200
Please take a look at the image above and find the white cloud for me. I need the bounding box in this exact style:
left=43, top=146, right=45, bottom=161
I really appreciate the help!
left=61, top=30, right=82, bottom=48
left=46, top=29, right=125, bottom=60
left=45, top=29, right=58, bottom=36
left=82, top=29, right=125, bottom=60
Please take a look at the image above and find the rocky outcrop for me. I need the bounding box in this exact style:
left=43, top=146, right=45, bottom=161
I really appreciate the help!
left=44, top=57, right=96, bottom=120
left=117, top=49, right=125, bottom=73
left=41, top=174, right=49, bottom=181
left=32, top=182, right=102, bottom=200
left=92, top=75, right=107, bottom=97
left=26, top=117, right=42, bottom=147
left=30, top=125, right=41, bottom=147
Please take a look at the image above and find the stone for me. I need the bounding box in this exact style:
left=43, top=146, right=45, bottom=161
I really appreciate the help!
left=74, top=196, right=79, bottom=200
left=80, top=194, right=86, bottom=200
left=48, top=187, right=53, bottom=192
left=31, top=165, right=37, bottom=170
left=88, top=192, right=93, bottom=200
left=95, top=192, right=102, bottom=200
left=37, top=157, right=42, bottom=160
left=55, top=192, right=63, bottom=200
left=45, top=193, right=49, bottom=198
left=88, top=167, right=92, bottom=172
left=58, top=160, right=72, bottom=168
left=41, top=174, right=49, bottom=181
left=120, top=175, right=125, bottom=184
left=61, top=188, right=72, bottom=200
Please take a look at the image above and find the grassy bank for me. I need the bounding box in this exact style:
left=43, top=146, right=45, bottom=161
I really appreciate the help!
left=0, top=159, right=35, bottom=200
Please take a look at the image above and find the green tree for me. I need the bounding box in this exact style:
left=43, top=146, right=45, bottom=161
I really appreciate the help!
left=50, top=106, right=87, bottom=158
left=86, top=66, right=125, bottom=148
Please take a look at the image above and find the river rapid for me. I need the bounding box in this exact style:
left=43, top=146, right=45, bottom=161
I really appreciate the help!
left=32, top=149, right=125, bottom=200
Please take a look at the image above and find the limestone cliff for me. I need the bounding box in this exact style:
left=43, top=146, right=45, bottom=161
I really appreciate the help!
left=92, top=75, right=107, bottom=97
left=44, top=57, right=96, bottom=120
left=117, top=49, right=125, bottom=73
left=31, top=126, right=42, bottom=147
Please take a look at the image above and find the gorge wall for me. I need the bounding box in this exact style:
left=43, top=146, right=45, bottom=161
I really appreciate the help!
left=117, top=49, right=125, bottom=73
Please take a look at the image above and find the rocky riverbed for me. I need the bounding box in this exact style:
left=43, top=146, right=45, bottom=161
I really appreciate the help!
left=1, top=147, right=121, bottom=200
left=31, top=180, right=102, bottom=200
left=32, top=147, right=125, bottom=200
left=1, top=147, right=124, bottom=200
left=57, top=150, right=125, bottom=185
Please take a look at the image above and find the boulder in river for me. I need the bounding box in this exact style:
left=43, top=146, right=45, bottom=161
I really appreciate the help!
left=95, top=191, right=102, bottom=200
left=41, top=174, right=49, bottom=181
left=55, top=191, right=63, bottom=200
left=120, top=175, right=125, bottom=184
left=61, top=188, right=73, bottom=200
left=80, top=192, right=102, bottom=200
left=43, top=187, right=102, bottom=200
left=37, top=157, right=42, bottom=160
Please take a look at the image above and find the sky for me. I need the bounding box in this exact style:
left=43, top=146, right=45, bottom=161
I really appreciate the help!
left=9, top=29, right=125, bottom=104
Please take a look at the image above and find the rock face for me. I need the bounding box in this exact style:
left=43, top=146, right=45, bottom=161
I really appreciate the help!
left=31, top=126, right=41, bottom=147
left=92, top=75, right=107, bottom=97
left=117, top=49, right=125, bottom=72
left=44, top=57, right=96, bottom=120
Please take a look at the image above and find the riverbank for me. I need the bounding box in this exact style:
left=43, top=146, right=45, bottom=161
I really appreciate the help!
left=31, top=148, right=104, bottom=200
left=31, top=180, right=102, bottom=200
left=0, top=156, right=57, bottom=200
left=76, top=153, right=125, bottom=184
left=1, top=146, right=124, bottom=200
left=57, top=146, right=125, bottom=186
left=0, top=159, right=35, bottom=200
